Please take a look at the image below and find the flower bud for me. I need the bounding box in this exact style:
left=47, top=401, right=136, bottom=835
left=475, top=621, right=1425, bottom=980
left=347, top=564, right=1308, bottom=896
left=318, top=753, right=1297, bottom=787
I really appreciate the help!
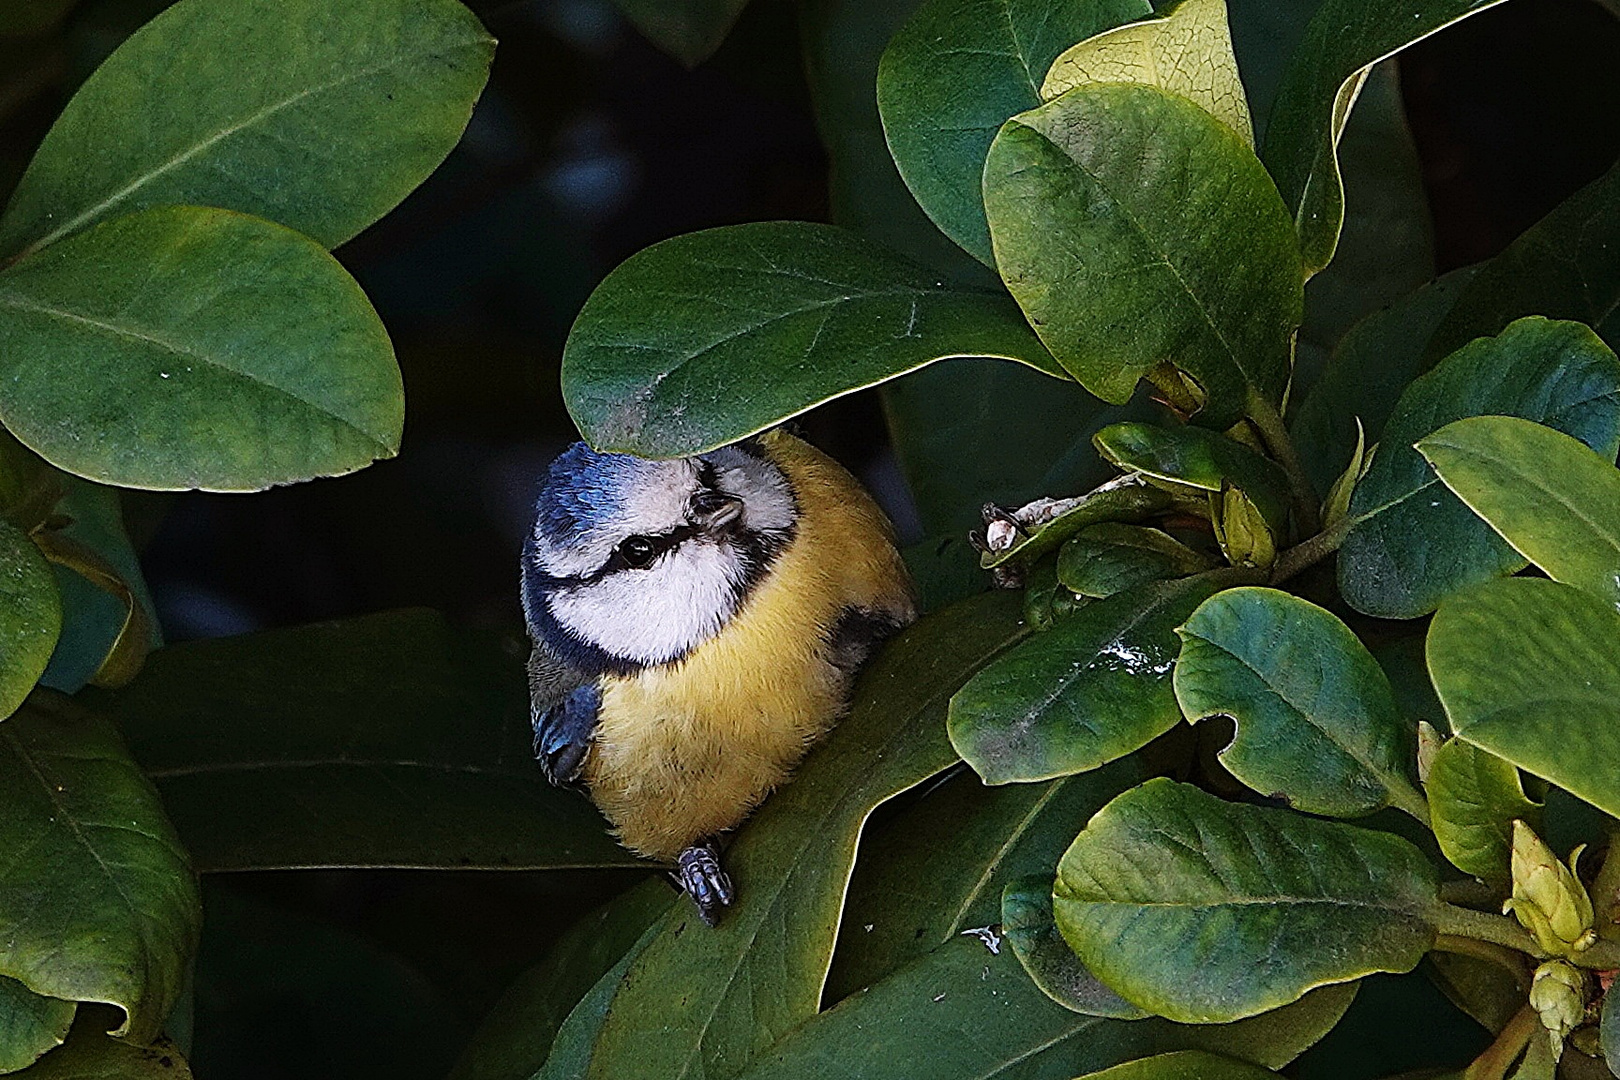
left=1503, top=820, right=1597, bottom=957
left=1529, top=959, right=1586, bottom=1061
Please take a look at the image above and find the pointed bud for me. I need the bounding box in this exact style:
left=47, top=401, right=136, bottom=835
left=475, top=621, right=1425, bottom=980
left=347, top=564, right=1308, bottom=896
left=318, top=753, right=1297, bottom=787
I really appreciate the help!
left=1503, top=821, right=1597, bottom=957
left=1529, top=959, right=1585, bottom=1061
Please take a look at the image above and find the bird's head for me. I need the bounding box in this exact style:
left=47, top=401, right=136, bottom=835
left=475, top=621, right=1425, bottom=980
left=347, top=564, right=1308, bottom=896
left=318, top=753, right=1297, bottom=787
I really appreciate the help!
left=523, top=439, right=798, bottom=673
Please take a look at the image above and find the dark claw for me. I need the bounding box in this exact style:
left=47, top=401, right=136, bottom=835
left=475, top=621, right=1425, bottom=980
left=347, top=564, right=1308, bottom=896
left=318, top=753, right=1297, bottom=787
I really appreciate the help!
left=675, top=840, right=734, bottom=926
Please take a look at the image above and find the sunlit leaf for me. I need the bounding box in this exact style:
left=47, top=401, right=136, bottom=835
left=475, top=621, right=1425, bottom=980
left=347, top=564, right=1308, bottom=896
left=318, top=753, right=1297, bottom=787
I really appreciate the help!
left=1424, top=737, right=1540, bottom=885
left=1002, top=874, right=1147, bottom=1018
left=0, top=976, right=73, bottom=1073
left=0, top=519, right=58, bottom=722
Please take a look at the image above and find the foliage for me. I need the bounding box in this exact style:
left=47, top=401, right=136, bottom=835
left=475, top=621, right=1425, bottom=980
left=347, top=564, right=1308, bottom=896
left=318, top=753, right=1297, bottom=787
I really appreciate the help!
left=4, top=0, right=1620, bottom=1077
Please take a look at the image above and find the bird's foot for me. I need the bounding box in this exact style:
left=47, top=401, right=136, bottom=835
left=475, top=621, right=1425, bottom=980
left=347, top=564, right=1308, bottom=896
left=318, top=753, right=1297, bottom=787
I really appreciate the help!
left=674, top=839, right=734, bottom=926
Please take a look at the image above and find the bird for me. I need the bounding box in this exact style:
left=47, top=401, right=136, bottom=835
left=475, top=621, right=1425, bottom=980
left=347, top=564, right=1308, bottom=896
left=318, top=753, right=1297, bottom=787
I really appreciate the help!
left=521, top=428, right=917, bottom=924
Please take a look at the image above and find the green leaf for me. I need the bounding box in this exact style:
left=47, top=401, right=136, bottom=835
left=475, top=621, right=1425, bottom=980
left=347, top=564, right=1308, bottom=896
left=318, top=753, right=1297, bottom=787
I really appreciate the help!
left=0, top=518, right=59, bottom=721
left=979, top=472, right=1176, bottom=570
left=1339, top=317, right=1620, bottom=619
left=876, top=0, right=1151, bottom=265
left=609, top=0, right=749, bottom=66
left=8, top=1010, right=192, bottom=1079
left=1291, top=265, right=1479, bottom=498
left=1428, top=577, right=1620, bottom=823
left=0, top=0, right=493, bottom=255
left=1094, top=422, right=1291, bottom=532
left=580, top=591, right=1030, bottom=1080
left=1055, top=778, right=1439, bottom=1023
left=1424, top=737, right=1540, bottom=885
left=1076, top=1052, right=1282, bottom=1080
left=1057, top=523, right=1212, bottom=600
left=0, top=205, right=402, bottom=491
left=985, top=83, right=1302, bottom=427
left=448, top=878, right=673, bottom=1080
left=1418, top=415, right=1620, bottom=609
left=948, top=575, right=1224, bottom=784
left=99, top=608, right=637, bottom=872
left=0, top=976, right=73, bottom=1074
left=1043, top=0, right=1253, bottom=145
left=735, top=935, right=1354, bottom=1080
left=1601, top=974, right=1620, bottom=1077
left=1173, top=587, right=1424, bottom=819
left=1424, top=159, right=1620, bottom=364
left=535, top=918, right=669, bottom=1080
left=560, top=222, right=1066, bottom=457
left=1002, top=874, right=1147, bottom=1018
left=1260, top=0, right=1508, bottom=273
left=827, top=755, right=1149, bottom=1002
left=0, top=694, right=200, bottom=1044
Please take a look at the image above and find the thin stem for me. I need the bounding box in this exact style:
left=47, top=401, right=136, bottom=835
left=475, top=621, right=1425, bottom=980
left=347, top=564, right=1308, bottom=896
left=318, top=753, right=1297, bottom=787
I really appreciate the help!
left=1246, top=390, right=1321, bottom=537
left=1432, top=934, right=1532, bottom=988
left=1388, top=777, right=1432, bottom=829
left=1435, top=903, right=1545, bottom=955
left=1462, top=1005, right=1537, bottom=1080
left=1269, top=513, right=1354, bottom=585
left=1442, top=879, right=1506, bottom=908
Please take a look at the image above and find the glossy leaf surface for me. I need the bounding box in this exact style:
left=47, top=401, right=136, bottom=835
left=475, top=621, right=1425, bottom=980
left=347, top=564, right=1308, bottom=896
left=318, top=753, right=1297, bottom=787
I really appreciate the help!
left=985, top=83, right=1301, bottom=427
left=1002, top=874, right=1146, bottom=1018
left=949, top=576, right=1223, bottom=784
left=1173, top=587, right=1421, bottom=818
left=1077, top=1052, right=1282, bottom=1080
left=1057, top=524, right=1210, bottom=600
left=1428, top=578, right=1620, bottom=821
left=101, top=609, right=635, bottom=872
left=0, top=0, right=493, bottom=254
left=1056, top=779, right=1438, bottom=1022
left=0, top=695, right=199, bottom=1044
left=0, top=519, right=58, bottom=721
left=561, top=222, right=1066, bottom=457
left=1094, top=422, right=1290, bottom=529
left=1261, top=0, right=1507, bottom=272
left=0, top=976, right=73, bottom=1073
left=877, top=0, right=1150, bottom=265
left=1425, top=737, right=1539, bottom=884
left=1339, top=317, right=1620, bottom=618
left=1043, top=0, right=1252, bottom=144
left=736, top=936, right=1354, bottom=1080
left=0, top=206, right=401, bottom=491
left=582, top=592, right=1029, bottom=1080
left=1418, top=415, right=1620, bottom=608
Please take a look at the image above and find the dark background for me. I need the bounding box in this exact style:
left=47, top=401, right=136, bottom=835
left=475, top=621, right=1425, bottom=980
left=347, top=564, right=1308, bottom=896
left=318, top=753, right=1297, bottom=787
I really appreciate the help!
left=4, top=0, right=1619, bottom=1074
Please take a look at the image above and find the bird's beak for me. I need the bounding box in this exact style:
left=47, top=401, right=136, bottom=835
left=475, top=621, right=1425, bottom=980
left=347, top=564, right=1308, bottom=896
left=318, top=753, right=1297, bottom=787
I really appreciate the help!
left=689, top=491, right=745, bottom=534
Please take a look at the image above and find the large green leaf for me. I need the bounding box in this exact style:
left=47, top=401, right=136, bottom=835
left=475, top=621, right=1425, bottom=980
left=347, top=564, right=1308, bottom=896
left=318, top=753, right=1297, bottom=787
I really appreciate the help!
left=739, top=937, right=1354, bottom=1080
left=0, top=518, right=58, bottom=721
left=1077, top=1052, right=1282, bottom=1080
left=0, top=205, right=402, bottom=491
left=0, top=0, right=493, bottom=255
left=0, top=694, right=200, bottom=1044
left=1339, top=317, right=1620, bottom=619
left=1418, top=415, right=1620, bottom=609
left=1260, top=0, right=1508, bottom=273
left=8, top=1011, right=192, bottom=1079
left=984, top=83, right=1302, bottom=427
left=1290, top=265, right=1478, bottom=497
left=580, top=591, right=1029, bottom=1080
left=949, top=575, right=1224, bottom=784
left=1428, top=577, right=1620, bottom=822
left=1094, top=422, right=1291, bottom=531
left=448, top=878, right=672, bottom=1080
left=1002, top=874, right=1147, bottom=1018
left=1173, top=587, right=1424, bottom=820
left=535, top=918, right=669, bottom=1080
left=1424, top=159, right=1620, bottom=363
left=1042, top=0, right=1253, bottom=145
left=876, top=0, right=1151, bottom=265
left=1424, top=737, right=1539, bottom=885
left=0, top=976, right=73, bottom=1073
left=1056, top=779, right=1439, bottom=1023
left=1057, top=523, right=1212, bottom=600
left=560, top=222, right=1066, bottom=457
left=827, top=755, right=1149, bottom=1002
left=610, top=0, right=749, bottom=66
left=99, top=609, right=636, bottom=872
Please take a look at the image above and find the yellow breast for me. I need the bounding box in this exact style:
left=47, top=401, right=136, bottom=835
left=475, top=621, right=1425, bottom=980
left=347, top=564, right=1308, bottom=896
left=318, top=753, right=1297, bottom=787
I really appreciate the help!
left=584, top=431, right=915, bottom=860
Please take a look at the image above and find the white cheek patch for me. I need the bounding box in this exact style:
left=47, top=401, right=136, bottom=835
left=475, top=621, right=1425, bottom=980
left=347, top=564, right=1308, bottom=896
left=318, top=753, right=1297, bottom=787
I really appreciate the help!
left=545, top=540, right=742, bottom=665
left=532, top=458, right=701, bottom=579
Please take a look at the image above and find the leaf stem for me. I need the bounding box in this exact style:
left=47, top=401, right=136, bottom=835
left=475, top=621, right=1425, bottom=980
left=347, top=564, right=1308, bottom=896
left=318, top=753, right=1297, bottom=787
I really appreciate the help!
left=1435, top=902, right=1620, bottom=970
left=1387, top=778, right=1432, bottom=829
left=1245, top=390, right=1320, bottom=537
left=1268, top=513, right=1354, bottom=585
left=1461, top=1004, right=1537, bottom=1080
left=1431, top=934, right=1531, bottom=989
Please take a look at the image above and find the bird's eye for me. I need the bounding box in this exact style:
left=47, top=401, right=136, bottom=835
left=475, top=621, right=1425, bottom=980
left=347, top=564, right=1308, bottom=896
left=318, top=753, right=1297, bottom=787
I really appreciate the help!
left=617, top=535, right=657, bottom=568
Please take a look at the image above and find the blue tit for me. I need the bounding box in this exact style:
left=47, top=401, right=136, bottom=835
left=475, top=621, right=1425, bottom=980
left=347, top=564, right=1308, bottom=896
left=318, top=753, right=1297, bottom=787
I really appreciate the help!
left=522, top=429, right=916, bottom=924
